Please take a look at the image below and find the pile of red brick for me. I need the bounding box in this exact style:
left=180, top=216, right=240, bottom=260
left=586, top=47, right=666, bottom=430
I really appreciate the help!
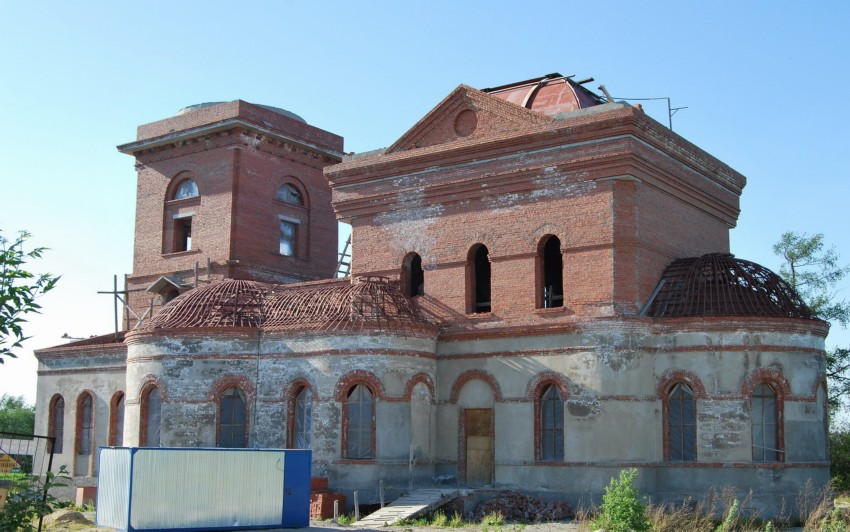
left=309, top=477, right=346, bottom=519
left=473, top=491, right=574, bottom=522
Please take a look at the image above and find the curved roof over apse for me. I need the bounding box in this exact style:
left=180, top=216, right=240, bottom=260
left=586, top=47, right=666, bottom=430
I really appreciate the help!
left=482, top=73, right=604, bottom=116
left=644, top=253, right=816, bottom=320
left=141, top=277, right=435, bottom=337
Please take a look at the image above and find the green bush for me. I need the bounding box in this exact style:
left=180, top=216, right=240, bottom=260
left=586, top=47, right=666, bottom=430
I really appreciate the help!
left=0, top=465, right=70, bottom=531
left=591, top=468, right=651, bottom=532
left=830, top=427, right=850, bottom=492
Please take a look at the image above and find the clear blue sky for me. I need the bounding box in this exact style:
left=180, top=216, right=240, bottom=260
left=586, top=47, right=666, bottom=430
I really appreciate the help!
left=2, top=1, right=849, bottom=404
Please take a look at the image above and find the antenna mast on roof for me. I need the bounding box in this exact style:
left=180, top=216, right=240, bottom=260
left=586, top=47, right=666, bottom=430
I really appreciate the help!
left=599, top=86, right=688, bottom=131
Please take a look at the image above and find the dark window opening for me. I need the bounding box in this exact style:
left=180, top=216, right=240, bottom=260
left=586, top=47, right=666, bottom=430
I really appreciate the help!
left=294, top=387, right=311, bottom=449
left=219, top=387, right=247, bottom=448
left=79, top=394, right=93, bottom=455
left=345, top=384, right=374, bottom=459
left=405, top=253, right=424, bottom=297
left=111, top=393, right=125, bottom=447
left=752, top=383, right=779, bottom=462
left=143, top=387, right=162, bottom=447
left=667, top=383, right=696, bottom=462
left=541, top=236, right=563, bottom=308
left=473, top=245, right=491, bottom=313
left=50, top=396, right=64, bottom=454
left=163, top=287, right=180, bottom=303
left=174, top=217, right=192, bottom=252
left=539, top=385, right=564, bottom=461
left=280, top=220, right=297, bottom=256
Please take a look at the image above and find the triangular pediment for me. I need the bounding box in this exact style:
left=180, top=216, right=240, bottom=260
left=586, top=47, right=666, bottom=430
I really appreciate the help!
left=386, top=84, right=554, bottom=154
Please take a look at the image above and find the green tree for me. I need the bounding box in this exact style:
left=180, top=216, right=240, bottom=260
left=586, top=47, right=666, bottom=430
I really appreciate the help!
left=0, top=231, right=59, bottom=364
left=773, top=232, right=850, bottom=407
left=0, top=394, right=35, bottom=435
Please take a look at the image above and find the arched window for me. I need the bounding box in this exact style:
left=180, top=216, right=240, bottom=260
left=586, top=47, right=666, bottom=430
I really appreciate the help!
left=345, top=384, right=374, bottom=460
left=173, top=178, right=199, bottom=200
left=666, top=383, right=696, bottom=462
left=218, top=387, right=247, bottom=448
left=141, top=386, right=162, bottom=447
left=752, top=383, right=781, bottom=462
left=293, top=386, right=312, bottom=449
left=403, top=253, right=424, bottom=297
left=276, top=184, right=303, bottom=206
left=109, top=392, right=125, bottom=447
left=77, top=393, right=94, bottom=455
left=469, top=244, right=491, bottom=313
left=538, top=235, right=563, bottom=308
left=49, top=395, right=64, bottom=454
left=538, top=385, right=564, bottom=461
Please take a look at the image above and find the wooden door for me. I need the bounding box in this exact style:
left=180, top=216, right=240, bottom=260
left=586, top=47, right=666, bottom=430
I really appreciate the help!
left=464, top=408, right=494, bottom=486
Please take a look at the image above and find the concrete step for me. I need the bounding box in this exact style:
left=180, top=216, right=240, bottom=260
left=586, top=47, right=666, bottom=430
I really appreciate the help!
left=353, top=488, right=459, bottom=528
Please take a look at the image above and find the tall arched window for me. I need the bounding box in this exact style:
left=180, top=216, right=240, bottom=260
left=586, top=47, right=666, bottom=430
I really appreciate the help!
left=165, top=174, right=200, bottom=253
left=219, top=387, right=247, bottom=448
left=293, top=386, right=312, bottom=449
left=109, top=392, right=125, bottom=447
left=141, top=386, right=162, bottom=447
left=538, top=235, right=563, bottom=308
left=49, top=395, right=64, bottom=454
left=538, top=385, right=564, bottom=461
left=403, top=253, right=424, bottom=297
left=469, top=244, right=491, bottom=313
left=77, top=393, right=94, bottom=456
left=752, top=383, right=781, bottom=462
left=345, top=384, right=374, bottom=459
left=666, top=383, right=696, bottom=462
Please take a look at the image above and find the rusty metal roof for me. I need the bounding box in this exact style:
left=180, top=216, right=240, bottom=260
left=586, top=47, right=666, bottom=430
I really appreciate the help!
left=142, top=277, right=435, bottom=336
left=644, top=253, right=815, bottom=319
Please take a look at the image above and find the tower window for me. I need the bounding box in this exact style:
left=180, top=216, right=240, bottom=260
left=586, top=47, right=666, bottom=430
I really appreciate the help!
left=469, top=244, right=491, bottom=313
left=173, top=178, right=199, bottom=200
left=404, top=253, right=424, bottom=297
left=276, top=184, right=303, bottom=206
left=279, top=219, right=298, bottom=257
left=539, top=235, right=563, bottom=308
left=174, top=216, right=192, bottom=252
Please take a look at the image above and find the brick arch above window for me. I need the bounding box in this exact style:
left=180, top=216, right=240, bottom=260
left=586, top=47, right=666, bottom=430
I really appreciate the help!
left=208, top=374, right=257, bottom=403
left=656, top=369, right=707, bottom=399
left=403, top=373, right=436, bottom=402
left=136, top=375, right=169, bottom=404
left=740, top=367, right=791, bottom=398
left=525, top=372, right=571, bottom=402
left=166, top=171, right=202, bottom=200
left=334, top=370, right=385, bottom=402
left=275, top=176, right=309, bottom=208
left=283, top=377, right=319, bottom=402
left=449, top=369, right=503, bottom=404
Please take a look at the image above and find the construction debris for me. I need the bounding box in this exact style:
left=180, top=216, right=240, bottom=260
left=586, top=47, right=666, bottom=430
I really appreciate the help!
left=473, top=491, right=574, bottom=522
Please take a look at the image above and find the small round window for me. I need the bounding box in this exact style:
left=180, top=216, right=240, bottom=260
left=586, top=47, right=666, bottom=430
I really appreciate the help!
left=173, top=178, right=199, bottom=200
left=277, top=184, right=303, bottom=206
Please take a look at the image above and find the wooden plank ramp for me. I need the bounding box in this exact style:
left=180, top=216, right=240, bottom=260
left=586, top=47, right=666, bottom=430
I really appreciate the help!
left=353, top=488, right=459, bottom=528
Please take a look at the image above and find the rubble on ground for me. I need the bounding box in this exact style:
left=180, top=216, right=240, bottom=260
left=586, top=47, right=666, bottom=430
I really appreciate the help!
left=473, top=490, right=574, bottom=522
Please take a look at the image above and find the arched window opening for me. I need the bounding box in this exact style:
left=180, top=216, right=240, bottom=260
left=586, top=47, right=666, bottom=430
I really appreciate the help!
left=471, top=245, right=491, bottom=313
left=345, top=384, right=374, bottom=459
left=667, top=383, right=696, bottom=462
left=752, top=383, right=780, bottom=462
left=141, top=387, right=162, bottom=447
left=78, top=394, right=93, bottom=455
left=49, top=395, right=64, bottom=454
left=539, top=385, right=564, bottom=461
left=110, top=392, right=125, bottom=447
left=540, top=236, right=563, bottom=308
left=219, top=387, right=247, bottom=448
left=277, top=184, right=303, bottom=206
left=173, top=178, right=199, bottom=200
left=294, top=386, right=312, bottom=449
left=404, top=253, right=425, bottom=297
left=279, top=219, right=298, bottom=257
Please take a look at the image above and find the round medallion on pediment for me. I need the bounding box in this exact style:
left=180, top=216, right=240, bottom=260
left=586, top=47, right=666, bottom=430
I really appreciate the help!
left=454, top=109, right=477, bottom=137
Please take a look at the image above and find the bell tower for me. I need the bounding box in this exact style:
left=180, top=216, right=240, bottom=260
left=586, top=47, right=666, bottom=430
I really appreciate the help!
left=118, top=100, right=343, bottom=328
